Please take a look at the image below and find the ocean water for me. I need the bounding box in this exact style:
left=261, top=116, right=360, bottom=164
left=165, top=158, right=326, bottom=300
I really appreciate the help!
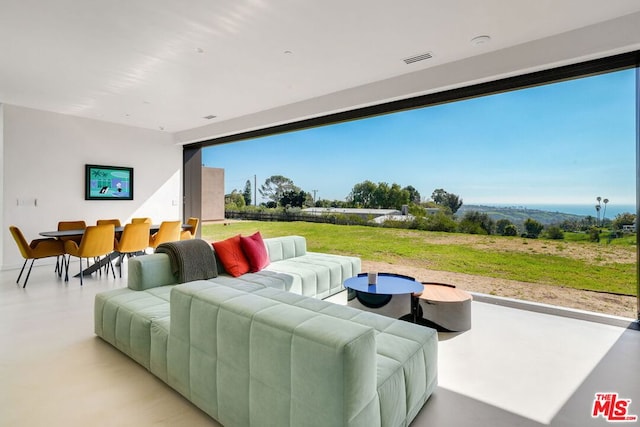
left=491, top=204, right=636, bottom=218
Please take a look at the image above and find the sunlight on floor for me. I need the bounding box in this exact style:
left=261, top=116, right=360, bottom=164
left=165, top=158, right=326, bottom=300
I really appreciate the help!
left=437, top=302, right=625, bottom=424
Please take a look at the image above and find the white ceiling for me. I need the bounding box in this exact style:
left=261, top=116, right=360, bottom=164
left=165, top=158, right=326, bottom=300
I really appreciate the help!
left=1, top=1, right=640, bottom=144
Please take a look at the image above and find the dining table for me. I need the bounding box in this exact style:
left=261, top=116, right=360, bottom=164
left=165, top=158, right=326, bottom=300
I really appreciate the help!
left=40, top=224, right=193, bottom=277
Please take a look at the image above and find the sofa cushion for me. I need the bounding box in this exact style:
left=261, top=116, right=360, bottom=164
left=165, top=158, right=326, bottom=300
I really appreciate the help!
left=166, top=281, right=379, bottom=427
left=240, top=231, right=270, bottom=272
left=94, top=285, right=174, bottom=369
left=252, top=286, right=438, bottom=426
left=128, top=253, right=176, bottom=291
left=212, top=235, right=250, bottom=277
left=264, top=235, right=307, bottom=262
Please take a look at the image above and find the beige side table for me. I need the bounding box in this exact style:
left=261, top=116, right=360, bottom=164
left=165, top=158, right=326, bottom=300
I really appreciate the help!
left=413, top=283, right=472, bottom=332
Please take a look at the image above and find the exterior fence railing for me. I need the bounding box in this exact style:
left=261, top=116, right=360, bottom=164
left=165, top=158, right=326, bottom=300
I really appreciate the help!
left=224, top=210, right=373, bottom=226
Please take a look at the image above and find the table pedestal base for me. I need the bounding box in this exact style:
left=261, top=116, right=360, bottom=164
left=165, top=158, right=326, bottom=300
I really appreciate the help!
left=414, top=284, right=472, bottom=332
left=347, top=291, right=412, bottom=320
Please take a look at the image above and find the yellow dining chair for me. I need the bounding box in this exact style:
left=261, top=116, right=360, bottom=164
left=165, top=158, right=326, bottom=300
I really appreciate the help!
left=97, top=218, right=122, bottom=241
left=57, top=220, right=86, bottom=276
left=149, top=220, right=181, bottom=249
left=9, top=226, right=66, bottom=288
left=64, top=224, right=116, bottom=285
left=96, top=219, right=121, bottom=227
left=180, top=217, right=200, bottom=240
left=132, top=217, right=152, bottom=224
left=114, top=222, right=151, bottom=277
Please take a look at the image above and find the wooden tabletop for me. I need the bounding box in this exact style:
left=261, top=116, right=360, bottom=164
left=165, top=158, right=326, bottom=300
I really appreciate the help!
left=416, top=284, right=472, bottom=303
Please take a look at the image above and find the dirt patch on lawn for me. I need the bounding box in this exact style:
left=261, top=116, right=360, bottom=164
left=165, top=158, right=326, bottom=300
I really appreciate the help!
left=362, top=260, right=637, bottom=319
left=394, top=231, right=636, bottom=265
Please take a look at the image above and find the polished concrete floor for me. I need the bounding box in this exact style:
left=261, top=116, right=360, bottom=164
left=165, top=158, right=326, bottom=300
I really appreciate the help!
left=1, top=260, right=639, bottom=427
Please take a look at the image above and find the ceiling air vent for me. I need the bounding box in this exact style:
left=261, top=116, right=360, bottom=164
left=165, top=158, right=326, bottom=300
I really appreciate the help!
left=403, top=52, right=433, bottom=65
left=203, top=115, right=217, bottom=120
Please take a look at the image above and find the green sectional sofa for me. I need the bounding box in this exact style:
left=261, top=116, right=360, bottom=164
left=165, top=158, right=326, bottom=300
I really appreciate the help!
left=94, top=236, right=437, bottom=427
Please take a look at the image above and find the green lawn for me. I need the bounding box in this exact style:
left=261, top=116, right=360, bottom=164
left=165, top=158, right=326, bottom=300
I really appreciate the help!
left=202, top=221, right=637, bottom=296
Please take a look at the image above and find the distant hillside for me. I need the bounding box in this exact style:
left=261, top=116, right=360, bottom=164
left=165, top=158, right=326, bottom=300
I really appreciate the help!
left=457, top=204, right=586, bottom=225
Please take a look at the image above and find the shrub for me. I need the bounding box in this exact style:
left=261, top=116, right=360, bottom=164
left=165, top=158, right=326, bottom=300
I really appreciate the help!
left=425, top=212, right=458, bottom=232
left=545, top=226, right=564, bottom=240
left=589, top=226, right=601, bottom=242
left=503, top=224, right=518, bottom=236
left=496, top=219, right=514, bottom=236
left=524, top=218, right=544, bottom=238
left=458, top=211, right=494, bottom=235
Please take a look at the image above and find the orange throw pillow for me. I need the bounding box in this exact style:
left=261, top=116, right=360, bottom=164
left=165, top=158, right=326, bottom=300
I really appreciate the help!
left=212, top=235, right=250, bottom=277
left=240, top=231, right=270, bottom=273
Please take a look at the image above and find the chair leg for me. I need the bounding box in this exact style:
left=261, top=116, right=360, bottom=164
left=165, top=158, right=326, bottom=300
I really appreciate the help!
left=16, top=259, right=28, bottom=284
left=23, top=259, right=36, bottom=288
left=118, top=253, right=124, bottom=278
left=79, top=258, right=84, bottom=286
left=64, top=255, right=70, bottom=282
left=108, top=257, right=115, bottom=279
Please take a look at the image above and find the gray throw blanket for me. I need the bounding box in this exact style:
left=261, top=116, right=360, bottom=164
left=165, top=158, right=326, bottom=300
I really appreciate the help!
left=156, top=239, right=218, bottom=284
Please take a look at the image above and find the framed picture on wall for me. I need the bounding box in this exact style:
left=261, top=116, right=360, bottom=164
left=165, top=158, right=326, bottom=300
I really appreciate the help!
left=85, top=164, right=134, bottom=200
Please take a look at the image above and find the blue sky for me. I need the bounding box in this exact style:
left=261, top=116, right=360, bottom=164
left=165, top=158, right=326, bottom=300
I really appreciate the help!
left=203, top=69, right=636, bottom=207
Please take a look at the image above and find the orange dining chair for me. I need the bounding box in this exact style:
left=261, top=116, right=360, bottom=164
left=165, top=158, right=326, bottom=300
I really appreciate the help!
left=114, top=222, right=150, bottom=277
left=180, top=217, right=200, bottom=240
left=56, top=220, right=87, bottom=276
left=149, top=220, right=181, bottom=249
left=64, top=224, right=116, bottom=285
left=9, top=226, right=66, bottom=288
left=132, top=217, right=152, bottom=224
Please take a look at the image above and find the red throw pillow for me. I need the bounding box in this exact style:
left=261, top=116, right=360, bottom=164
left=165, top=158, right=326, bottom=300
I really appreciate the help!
left=240, top=231, right=270, bottom=273
left=212, top=235, right=250, bottom=277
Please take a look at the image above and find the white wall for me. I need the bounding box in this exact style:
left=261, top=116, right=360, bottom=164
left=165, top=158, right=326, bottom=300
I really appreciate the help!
left=1, top=105, right=182, bottom=270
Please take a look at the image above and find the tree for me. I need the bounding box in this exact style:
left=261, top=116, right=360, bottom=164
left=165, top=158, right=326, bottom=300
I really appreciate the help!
left=372, top=182, right=391, bottom=208
left=225, top=190, right=246, bottom=209
left=280, top=190, right=307, bottom=208
left=403, top=185, right=421, bottom=204
left=524, top=218, right=544, bottom=238
left=347, top=180, right=377, bottom=207
left=595, top=196, right=602, bottom=226
left=242, top=180, right=252, bottom=206
left=387, top=183, right=410, bottom=210
left=431, top=189, right=463, bottom=214
left=602, top=198, right=609, bottom=224
left=431, top=189, right=448, bottom=205
left=612, top=212, right=636, bottom=230
left=259, top=175, right=299, bottom=205
left=580, top=215, right=596, bottom=231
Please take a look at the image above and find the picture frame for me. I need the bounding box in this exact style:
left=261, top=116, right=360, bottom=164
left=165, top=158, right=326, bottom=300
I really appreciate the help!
left=85, top=164, right=134, bottom=200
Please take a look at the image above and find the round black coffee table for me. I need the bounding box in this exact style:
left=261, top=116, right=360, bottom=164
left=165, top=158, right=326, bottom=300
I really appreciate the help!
left=344, top=273, right=423, bottom=318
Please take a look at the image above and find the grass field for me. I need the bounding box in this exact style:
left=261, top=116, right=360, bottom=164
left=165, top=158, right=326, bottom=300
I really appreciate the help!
left=201, top=221, right=637, bottom=296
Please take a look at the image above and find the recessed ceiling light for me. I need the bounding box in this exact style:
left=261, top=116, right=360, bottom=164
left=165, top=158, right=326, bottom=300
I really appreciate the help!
left=196, top=48, right=205, bottom=53
left=471, top=35, right=491, bottom=46
left=203, top=115, right=217, bottom=120
left=284, top=50, right=293, bottom=55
